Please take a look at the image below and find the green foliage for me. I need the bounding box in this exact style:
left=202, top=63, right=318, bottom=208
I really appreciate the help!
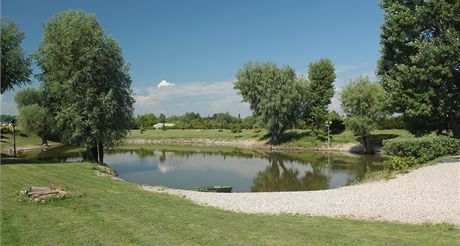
left=158, top=113, right=166, bottom=123
left=377, top=116, right=405, bottom=130
left=383, top=135, right=460, bottom=163
left=378, top=0, right=460, bottom=137
left=230, top=124, right=242, bottom=133
left=384, top=156, right=417, bottom=172
left=0, top=17, right=32, bottom=94
left=15, top=88, right=56, bottom=143
left=340, top=76, right=387, bottom=153
left=327, top=111, right=345, bottom=134
left=18, top=104, right=54, bottom=144
left=133, top=114, right=158, bottom=129
left=35, top=11, right=134, bottom=154
left=1, top=127, right=11, bottom=134
left=0, top=115, right=16, bottom=123
left=14, top=88, right=42, bottom=108
left=304, top=58, right=336, bottom=137
left=235, top=62, right=304, bottom=143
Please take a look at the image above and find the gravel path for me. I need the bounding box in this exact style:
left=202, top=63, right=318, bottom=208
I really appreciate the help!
left=143, top=160, right=460, bottom=225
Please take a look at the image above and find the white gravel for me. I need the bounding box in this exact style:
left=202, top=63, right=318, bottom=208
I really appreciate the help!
left=143, top=160, right=460, bottom=225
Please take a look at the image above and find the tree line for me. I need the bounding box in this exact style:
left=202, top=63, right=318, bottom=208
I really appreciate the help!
left=2, top=1, right=459, bottom=157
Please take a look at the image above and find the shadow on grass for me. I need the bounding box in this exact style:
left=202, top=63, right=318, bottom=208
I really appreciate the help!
left=371, top=134, right=399, bottom=147
left=275, top=131, right=314, bottom=145
left=1, top=156, right=87, bottom=165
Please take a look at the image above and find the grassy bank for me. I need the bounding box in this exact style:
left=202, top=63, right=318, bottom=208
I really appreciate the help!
left=1, top=159, right=459, bottom=245
left=127, top=129, right=412, bottom=148
left=1, top=129, right=59, bottom=155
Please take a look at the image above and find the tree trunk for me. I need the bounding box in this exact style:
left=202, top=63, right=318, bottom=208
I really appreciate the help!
left=363, top=135, right=374, bottom=154
left=271, top=133, right=280, bottom=145
left=86, top=147, right=94, bottom=161
left=41, top=137, right=48, bottom=146
left=449, top=114, right=460, bottom=138
left=98, top=141, right=104, bottom=164
left=91, top=145, right=99, bottom=163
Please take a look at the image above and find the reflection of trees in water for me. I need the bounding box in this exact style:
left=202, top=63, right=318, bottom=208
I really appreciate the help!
left=118, top=147, right=261, bottom=163
left=250, top=158, right=330, bottom=192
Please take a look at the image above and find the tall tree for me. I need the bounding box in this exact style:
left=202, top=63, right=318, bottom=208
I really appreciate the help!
left=235, top=62, right=303, bottom=143
left=1, top=17, right=32, bottom=94
left=340, top=76, right=387, bottom=153
left=18, top=104, right=55, bottom=145
left=378, top=0, right=460, bottom=137
left=305, top=58, right=336, bottom=138
left=15, top=88, right=55, bottom=144
left=35, top=11, right=134, bottom=163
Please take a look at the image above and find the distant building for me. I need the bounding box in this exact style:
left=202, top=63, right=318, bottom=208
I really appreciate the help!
left=153, top=123, right=175, bottom=129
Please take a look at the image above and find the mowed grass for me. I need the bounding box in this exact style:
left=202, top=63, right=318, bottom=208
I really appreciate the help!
left=1, top=129, right=59, bottom=154
left=1, top=160, right=459, bottom=245
left=128, top=129, right=264, bottom=140
left=128, top=128, right=412, bottom=148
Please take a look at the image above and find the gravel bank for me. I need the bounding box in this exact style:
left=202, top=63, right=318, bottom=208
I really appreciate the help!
left=143, top=159, right=460, bottom=225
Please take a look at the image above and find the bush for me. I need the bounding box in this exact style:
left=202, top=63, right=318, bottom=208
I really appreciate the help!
left=1, top=127, right=11, bottom=134
left=384, top=156, right=417, bottom=171
left=253, top=128, right=261, bottom=133
left=217, top=129, right=223, bottom=132
left=383, top=134, right=460, bottom=163
left=19, top=132, right=28, bottom=137
left=230, top=124, right=242, bottom=133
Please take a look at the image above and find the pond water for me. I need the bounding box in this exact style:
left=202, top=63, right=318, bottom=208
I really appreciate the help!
left=24, top=145, right=384, bottom=192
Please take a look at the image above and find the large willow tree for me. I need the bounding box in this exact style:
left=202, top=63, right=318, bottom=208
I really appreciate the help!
left=235, top=62, right=303, bottom=144
left=35, top=11, right=134, bottom=163
left=378, top=0, right=460, bottom=137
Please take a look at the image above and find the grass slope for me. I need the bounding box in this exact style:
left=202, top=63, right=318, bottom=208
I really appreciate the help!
left=1, top=130, right=59, bottom=155
left=1, top=160, right=458, bottom=245
left=128, top=129, right=412, bottom=148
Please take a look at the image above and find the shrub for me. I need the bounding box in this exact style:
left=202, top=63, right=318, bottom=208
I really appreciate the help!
left=19, top=132, right=28, bottom=137
left=1, top=127, right=11, bottom=134
left=217, top=129, right=223, bottom=132
left=384, top=156, right=417, bottom=171
left=253, top=128, right=261, bottom=133
left=383, top=134, right=460, bottom=163
left=230, top=124, right=242, bottom=133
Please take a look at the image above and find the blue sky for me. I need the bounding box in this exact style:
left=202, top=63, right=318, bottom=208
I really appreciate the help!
left=1, top=0, right=383, bottom=117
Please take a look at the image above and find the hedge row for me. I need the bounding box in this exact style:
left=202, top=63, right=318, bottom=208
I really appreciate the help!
left=383, top=134, right=460, bottom=164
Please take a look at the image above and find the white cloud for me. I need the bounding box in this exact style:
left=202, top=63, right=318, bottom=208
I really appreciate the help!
left=157, top=80, right=175, bottom=88
left=134, top=80, right=251, bottom=116
left=335, top=64, right=361, bottom=74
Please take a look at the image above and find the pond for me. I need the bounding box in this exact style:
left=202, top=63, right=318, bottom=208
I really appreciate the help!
left=24, top=145, right=385, bottom=192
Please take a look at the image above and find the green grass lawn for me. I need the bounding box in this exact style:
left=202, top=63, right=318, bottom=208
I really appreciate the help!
left=1, top=129, right=59, bottom=155
left=1, top=159, right=458, bottom=245
left=128, top=128, right=263, bottom=140
left=128, top=128, right=412, bottom=148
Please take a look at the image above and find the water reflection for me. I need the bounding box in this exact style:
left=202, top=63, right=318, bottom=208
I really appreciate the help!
left=23, top=145, right=384, bottom=192
left=251, top=158, right=330, bottom=191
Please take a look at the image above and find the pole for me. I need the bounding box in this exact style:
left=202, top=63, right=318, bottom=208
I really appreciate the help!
left=327, top=126, right=330, bottom=147
left=13, top=124, right=16, bottom=157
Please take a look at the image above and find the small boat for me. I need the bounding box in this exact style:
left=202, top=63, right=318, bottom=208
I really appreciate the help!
left=195, top=185, right=232, bottom=193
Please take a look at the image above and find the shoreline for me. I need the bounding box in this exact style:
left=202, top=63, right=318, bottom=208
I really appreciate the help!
left=143, top=159, right=460, bottom=226
left=123, top=138, right=376, bottom=154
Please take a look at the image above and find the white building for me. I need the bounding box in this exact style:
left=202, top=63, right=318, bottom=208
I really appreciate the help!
left=153, top=123, right=175, bottom=129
